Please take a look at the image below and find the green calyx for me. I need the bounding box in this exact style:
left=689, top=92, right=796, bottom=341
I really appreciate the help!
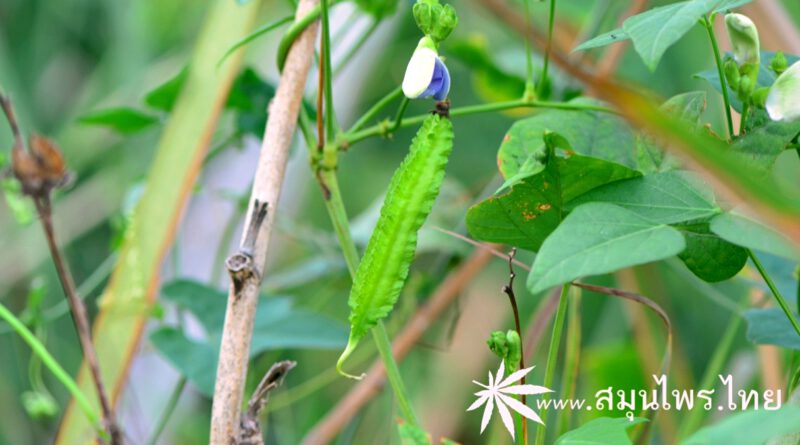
left=412, top=0, right=458, bottom=44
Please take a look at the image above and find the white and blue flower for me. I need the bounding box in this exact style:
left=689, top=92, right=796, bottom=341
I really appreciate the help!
left=402, top=37, right=451, bottom=101
left=766, top=60, right=800, bottom=122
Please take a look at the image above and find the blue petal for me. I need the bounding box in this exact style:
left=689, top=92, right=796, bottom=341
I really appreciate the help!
left=418, top=57, right=450, bottom=100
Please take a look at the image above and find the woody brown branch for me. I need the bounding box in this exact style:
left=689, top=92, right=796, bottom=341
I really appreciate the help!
left=208, top=0, right=321, bottom=442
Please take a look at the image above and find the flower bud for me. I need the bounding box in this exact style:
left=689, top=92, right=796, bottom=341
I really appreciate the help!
left=430, top=4, right=458, bottom=43
left=753, top=86, right=769, bottom=108
left=766, top=60, right=800, bottom=122
left=412, top=0, right=458, bottom=43
left=402, top=37, right=451, bottom=101
left=22, top=391, right=58, bottom=421
left=770, top=51, right=788, bottom=75
left=739, top=74, right=754, bottom=98
left=724, top=58, right=741, bottom=92
left=725, top=13, right=760, bottom=70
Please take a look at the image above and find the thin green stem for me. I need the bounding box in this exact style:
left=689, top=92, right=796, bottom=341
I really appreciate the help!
left=702, top=15, right=734, bottom=139
left=677, top=300, right=743, bottom=439
left=523, top=0, right=535, bottom=97
left=749, top=250, right=800, bottom=337
left=145, top=377, right=187, bottom=445
left=391, top=97, right=410, bottom=134
left=538, top=0, right=557, bottom=98
left=535, top=285, right=570, bottom=445
left=217, top=16, right=294, bottom=68
left=348, top=87, right=403, bottom=134
left=372, top=321, right=420, bottom=426
left=319, top=0, right=337, bottom=138
left=344, top=99, right=616, bottom=146
left=277, top=0, right=345, bottom=71
left=739, top=102, right=750, bottom=135
left=334, top=19, right=381, bottom=78
left=319, top=170, right=360, bottom=279
left=0, top=302, right=103, bottom=435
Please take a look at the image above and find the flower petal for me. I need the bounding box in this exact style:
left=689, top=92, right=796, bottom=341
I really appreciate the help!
left=467, top=393, right=490, bottom=411
left=498, top=365, right=536, bottom=388
left=402, top=47, right=437, bottom=99
left=497, top=392, right=545, bottom=425
left=500, top=384, right=554, bottom=396
left=767, top=61, right=800, bottom=122
left=480, top=393, right=495, bottom=433
left=494, top=394, right=517, bottom=440
left=433, top=57, right=451, bottom=101
left=495, top=360, right=506, bottom=386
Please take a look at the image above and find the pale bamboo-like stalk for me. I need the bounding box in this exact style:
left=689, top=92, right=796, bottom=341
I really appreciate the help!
left=208, top=0, right=320, bottom=442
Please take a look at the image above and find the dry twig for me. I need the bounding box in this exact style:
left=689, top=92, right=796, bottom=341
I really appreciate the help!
left=236, top=361, right=297, bottom=445
left=1, top=93, right=120, bottom=444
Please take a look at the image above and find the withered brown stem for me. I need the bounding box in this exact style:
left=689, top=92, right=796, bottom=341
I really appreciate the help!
left=2, top=93, right=120, bottom=444
left=236, top=360, right=297, bottom=445
left=501, top=248, right=527, bottom=444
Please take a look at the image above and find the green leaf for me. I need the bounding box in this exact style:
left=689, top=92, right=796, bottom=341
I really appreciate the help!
left=528, top=203, right=686, bottom=293
left=556, top=417, right=647, bottom=445
left=559, top=155, right=643, bottom=203
left=498, top=98, right=636, bottom=181
left=78, top=107, right=159, bottom=134
left=466, top=148, right=562, bottom=251
left=682, top=407, right=800, bottom=445
left=466, top=153, right=639, bottom=251
left=637, top=92, right=707, bottom=173
left=573, top=28, right=629, bottom=52
left=144, top=67, right=189, bottom=112
left=730, top=119, right=800, bottom=174
left=338, top=115, right=454, bottom=375
left=573, top=1, right=752, bottom=55
left=226, top=68, right=277, bottom=136
left=622, top=1, right=710, bottom=71
left=150, top=327, right=218, bottom=397
left=744, top=308, right=800, bottom=350
left=660, top=91, right=707, bottom=124
left=354, top=0, right=398, bottom=18
left=568, top=171, right=720, bottom=225
left=161, top=279, right=347, bottom=350
left=250, top=310, right=347, bottom=352
left=676, top=222, right=747, bottom=282
left=710, top=212, right=800, bottom=261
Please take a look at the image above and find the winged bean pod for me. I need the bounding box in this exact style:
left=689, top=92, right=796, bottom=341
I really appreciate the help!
left=337, top=113, right=454, bottom=378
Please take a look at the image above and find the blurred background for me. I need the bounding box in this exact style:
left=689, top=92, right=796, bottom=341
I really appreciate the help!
left=1, top=0, right=799, bottom=444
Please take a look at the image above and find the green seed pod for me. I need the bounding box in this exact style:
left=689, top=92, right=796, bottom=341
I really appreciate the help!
left=337, top=114, right=454, bottom=378
left=770, top=51, right=788, bottom=75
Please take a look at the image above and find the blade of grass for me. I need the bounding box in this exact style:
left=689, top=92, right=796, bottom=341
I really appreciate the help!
left=56, top=1, right=262, bottom=442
